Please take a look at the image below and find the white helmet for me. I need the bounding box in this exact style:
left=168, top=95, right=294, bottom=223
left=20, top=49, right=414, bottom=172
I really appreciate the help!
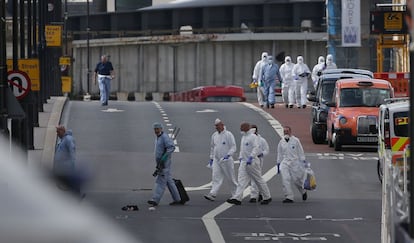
left=261, top=52, right=268, bottom=61
left=318, top=56, right=325, bottom=64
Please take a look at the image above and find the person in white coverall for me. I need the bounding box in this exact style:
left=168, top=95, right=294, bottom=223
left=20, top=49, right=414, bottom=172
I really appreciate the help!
left=252, top=52, right=268, bottom=108
left=227, top=123, right=271, bottom=205
left=277, top=126, right=307, bottom=203
left=279, top=56, right=296, bottom=108
left=311, top=56, right=325, bottom=89
left=325, top=54, right=337, bottom=69
left=292, top=56, right=311, bottom=109
left=248, top=124, right=269, bottom=203
left=204, top=118, right=238, bottom=201
left=262, top=56, right=282, bottom=109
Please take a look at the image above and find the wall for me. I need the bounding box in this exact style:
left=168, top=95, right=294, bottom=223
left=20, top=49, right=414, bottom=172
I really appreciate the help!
left=72, top=33, right=327, bottom=97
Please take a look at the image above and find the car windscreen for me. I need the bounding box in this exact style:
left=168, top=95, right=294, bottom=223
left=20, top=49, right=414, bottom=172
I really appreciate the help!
left=393, top=111, right=409, bottom=137
left=319, top=81, right=336, bottom=103
left=340, top=88, right=391, bottom=107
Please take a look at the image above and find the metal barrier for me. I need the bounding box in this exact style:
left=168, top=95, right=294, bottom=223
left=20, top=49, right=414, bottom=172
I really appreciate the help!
left=374, top=72, right=410, bottom=98
left=382, top=145, right=411, bottom=242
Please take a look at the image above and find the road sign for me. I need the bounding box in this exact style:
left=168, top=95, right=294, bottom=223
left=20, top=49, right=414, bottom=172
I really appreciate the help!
left=7, top=70, right=31, bottom=100
left=45, top=25, right=62, bottom=47
left=7, top=59, right=40, bottom=91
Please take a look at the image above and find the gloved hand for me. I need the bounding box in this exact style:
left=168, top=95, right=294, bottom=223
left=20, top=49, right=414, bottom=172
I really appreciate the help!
left=258, top=153, right=263, bottom=158
left=246, top=156, right=253, bottom=165
left=223, top=155, right=230, bottom=160
left=276, top=163, right=280, bottom=174
left=209, top=159, right=213, bottom=166
left=239, top=158, right=242, bottom=163
left=160, top=153, right=168, bottom=162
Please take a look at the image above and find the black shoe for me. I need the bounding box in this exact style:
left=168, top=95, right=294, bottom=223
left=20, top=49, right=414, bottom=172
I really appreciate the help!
left=249, top=198, right=257, bottom=203
left=258, top=194, right=263, bottom=202
left=297, top=106, right=301, bottom=109
left=226, top=198, right=241, bottom=205
left=169, top=201, right=185, bottom=206
left=285, top=104, right=289, bottom=108
left=302, top=105, right=306, bottom=109
left=260, top=198, right=272, bottom=205
left=283, top=198, right=294, bottom=203
left=289, top=105, right=293, bottom=108
left=271, top=104, right=275, bottom=108
left=302, top=192, right=308, bottom=201
left=260, top=105, right=264, bottom=108
left=266, top=103, right=270, bottom=109
left=147, top=200, right=158, bottom=206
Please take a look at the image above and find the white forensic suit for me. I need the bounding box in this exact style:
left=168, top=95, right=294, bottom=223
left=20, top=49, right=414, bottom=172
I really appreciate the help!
left=232, top=129, right=271, bottom=201
left=279, top=56, right=296, bottom=107
left=292, top=56, right=311, bottom=108
left=252, top=52, right=268, bottom=107
left=311, top=56, right=325, bottom=89
left=249, top=134, right=269, bottom=200
left=208, top=127, right=238, bottom=198
left=277, top=135, right=306, bottom=201
left=325, top=54, right=337, bottom=69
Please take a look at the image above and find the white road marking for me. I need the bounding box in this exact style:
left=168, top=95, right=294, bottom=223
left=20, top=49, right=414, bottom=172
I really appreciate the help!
left=185, top=182, right=212, bottom=191
left=101, top=108, right=125, bottom=112
left=196, top=109, right=218, bottom=113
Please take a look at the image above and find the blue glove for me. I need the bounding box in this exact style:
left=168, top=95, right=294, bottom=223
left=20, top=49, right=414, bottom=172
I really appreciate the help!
left=223, top=155, right=230, bottom=160
left=258, top=153, right=263, bottom=158
left=246, top=156, right=253, bottom=165
left=239, top=158, right=242, bottom=163
left=209, top=159, right=213, bottom=166
left=277, top=163, right=280, bottom=174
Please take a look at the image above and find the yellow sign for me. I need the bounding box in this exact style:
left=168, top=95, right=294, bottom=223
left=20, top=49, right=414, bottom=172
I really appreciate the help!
left=45, top=25, right=62, bottom=47
left=59, top=57, right=71, bottom=65
left=7, top=59, right=40, bottom=91
left=384, top=12, right=403, bottom=30
left=61, top=76, right=72, bottom=93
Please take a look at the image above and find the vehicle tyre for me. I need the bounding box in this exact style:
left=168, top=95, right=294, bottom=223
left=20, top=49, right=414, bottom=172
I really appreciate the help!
left=377, top=159, right=383, bottom=183
left=333, top=132, right=342, bottom=151
left=311, top=124, right=325, bottom=144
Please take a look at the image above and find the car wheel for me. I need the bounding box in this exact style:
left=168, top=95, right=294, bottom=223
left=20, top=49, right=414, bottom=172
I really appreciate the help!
left=311, top=124, right=325, bottom=144
left=377, top=159, right=383, bottom=184
left=332, top=131, right=342, bottom=151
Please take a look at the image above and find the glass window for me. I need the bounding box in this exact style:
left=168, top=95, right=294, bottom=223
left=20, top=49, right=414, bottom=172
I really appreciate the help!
left=393, top=111, right=409, bottom=137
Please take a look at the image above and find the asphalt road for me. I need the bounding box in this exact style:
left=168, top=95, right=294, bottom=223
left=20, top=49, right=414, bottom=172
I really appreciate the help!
left=62, top=100, right=381, bottom=243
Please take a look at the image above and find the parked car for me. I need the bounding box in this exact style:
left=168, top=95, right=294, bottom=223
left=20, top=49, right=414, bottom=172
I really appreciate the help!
left=307, top=69, right=374, bottom=144
left=377, top=98, right=409, bottom=183
left=173, top=85, right=246, bottom=102
left=326, top=78, right=394, bottom=151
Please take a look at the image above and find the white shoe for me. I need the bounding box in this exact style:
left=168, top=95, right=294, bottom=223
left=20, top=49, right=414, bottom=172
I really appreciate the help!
left=204, top=194, right=216, bottom=201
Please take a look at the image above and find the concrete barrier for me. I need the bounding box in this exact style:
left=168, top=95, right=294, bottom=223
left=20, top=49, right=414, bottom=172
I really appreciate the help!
left=117, top=92, right=129, bottom=101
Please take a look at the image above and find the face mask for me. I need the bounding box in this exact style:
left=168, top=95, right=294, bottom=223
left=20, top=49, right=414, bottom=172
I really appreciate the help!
left=284, top=134, right=290, bottom=140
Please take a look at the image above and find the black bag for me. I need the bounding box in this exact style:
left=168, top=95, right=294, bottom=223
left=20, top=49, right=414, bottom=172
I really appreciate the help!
left=174, top=178, right=190, bottom=203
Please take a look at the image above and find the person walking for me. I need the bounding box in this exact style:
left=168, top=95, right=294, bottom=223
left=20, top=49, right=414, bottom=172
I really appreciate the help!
left=148, top=122, right=183, bottom=206
left=279, top=56, right=296, bottom=108
left=93, top=55, right=115, bottom=106
left=54, top=125, right=81, bottom=195
left=276, top=126, right=308, bottom=203
left=311, top=56, right=326, bottom=89
left=227, top=122, right=271, bottom=205
left=204, top=118, right=238, bottom=201
left=248, top=124, right=269, bottom=203
left=252, top=52, right=268, bottom=108
left=262, top=56, right=282, bottom=109
left=292, top=55, right=311, bottom=108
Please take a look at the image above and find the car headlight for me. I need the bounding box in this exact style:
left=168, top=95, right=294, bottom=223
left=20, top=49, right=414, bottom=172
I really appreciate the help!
left=339, top=116, right=347, bottom=125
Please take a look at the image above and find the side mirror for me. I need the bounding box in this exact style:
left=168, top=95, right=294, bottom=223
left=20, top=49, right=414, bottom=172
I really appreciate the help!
left=307, top=92, right=317, bottom=102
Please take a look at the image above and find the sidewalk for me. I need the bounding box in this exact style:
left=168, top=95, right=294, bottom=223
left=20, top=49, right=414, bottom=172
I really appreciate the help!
left=28, top=96, right=68, bottom=169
